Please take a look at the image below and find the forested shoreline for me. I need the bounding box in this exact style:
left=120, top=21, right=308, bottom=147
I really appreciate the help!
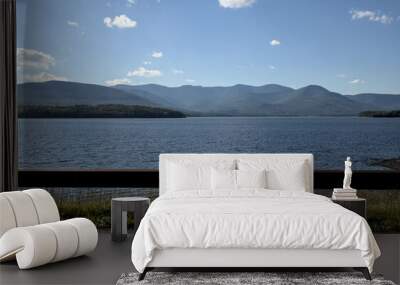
left=18, top=104, right=186, bottom=118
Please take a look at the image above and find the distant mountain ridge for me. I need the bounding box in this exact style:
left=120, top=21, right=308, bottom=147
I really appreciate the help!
left=345, top=94, right=400, bottom=110
left=116, top=83, right=295, bottom=113
left=115, top=83, right=399, bottom=116
left=17, top=80, right=400, bottom=116
left=18, top=81, right=157, bottom=107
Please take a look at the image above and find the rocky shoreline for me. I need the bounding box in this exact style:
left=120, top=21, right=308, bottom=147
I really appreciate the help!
left=369, top=158, right=400, bottom=171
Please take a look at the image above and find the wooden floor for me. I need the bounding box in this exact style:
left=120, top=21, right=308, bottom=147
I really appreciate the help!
left=1, top=232, right=399, bottom=285
left=0, top=230, right=133, bottom=285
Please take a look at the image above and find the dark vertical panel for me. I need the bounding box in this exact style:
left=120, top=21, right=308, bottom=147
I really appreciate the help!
left=0, top=0, right=18, bottom=192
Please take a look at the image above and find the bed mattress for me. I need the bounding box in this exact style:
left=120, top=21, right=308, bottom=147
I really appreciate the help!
left=131, top=190, right=380, bottom=273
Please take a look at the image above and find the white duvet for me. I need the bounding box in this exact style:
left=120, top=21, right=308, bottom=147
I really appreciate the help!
left=131, top=190, right=380, bottom=273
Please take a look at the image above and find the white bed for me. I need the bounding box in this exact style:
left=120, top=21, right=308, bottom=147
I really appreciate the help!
left=131, top=154, right=380, bottom=280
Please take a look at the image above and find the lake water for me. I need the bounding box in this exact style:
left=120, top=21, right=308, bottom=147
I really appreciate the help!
left=18, top=117, right=400, bottom=170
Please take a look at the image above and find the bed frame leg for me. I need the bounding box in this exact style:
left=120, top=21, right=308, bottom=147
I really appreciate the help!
left=354, top=267, right=371, bottom=280
left=138, top=268, right=148, bottom=281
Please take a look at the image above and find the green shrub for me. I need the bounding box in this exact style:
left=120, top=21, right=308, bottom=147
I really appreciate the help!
left=58, top=200, right=112, bottom=228
left=359, top=190, right=400, bottom=233
left=56, top=191, right=400, bottom=232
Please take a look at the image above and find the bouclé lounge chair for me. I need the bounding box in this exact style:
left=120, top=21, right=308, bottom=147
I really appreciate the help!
left=0, top=189, right=98, bottom=269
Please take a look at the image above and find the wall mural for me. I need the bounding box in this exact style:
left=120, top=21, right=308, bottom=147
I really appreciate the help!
left=16, top=0, right=400, bottom=231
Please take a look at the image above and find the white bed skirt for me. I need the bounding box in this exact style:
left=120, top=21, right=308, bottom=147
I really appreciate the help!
left=148, top=248, right=366, bottom=268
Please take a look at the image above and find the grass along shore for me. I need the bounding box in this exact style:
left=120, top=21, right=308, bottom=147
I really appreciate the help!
left=56, top=190, right=400, bottom=233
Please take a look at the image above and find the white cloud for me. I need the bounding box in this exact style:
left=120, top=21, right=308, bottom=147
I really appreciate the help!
left=172, top=69, right=184, bottom=74
left=268, top=65, right=276, bottom=70
left=67, top=21, right=79, bottom=27
left=20, top=72, right=68, bottom=83
left=143, top=61, right=152, bottom=65
left=337, top=74, right=347, bottom=78
left=218, top=0, right=255, bottom=9
left=349, top=79, right=366, bottom=84
left=16, top=48, right=67, bottom=83
left=127, top=0, right=135, bottom=7
left=104, top=15, right=137, bottom=29
left=350, top=10, right=394, bottom=24
left=17, top=48, right=55, bottom=70
left=127, top=67, right=162, bottom=77
left=270, top=39, right=281, bottom=46
left=151, top=51, right=163, bottom=58
left=185, top=79, right=195, bottom=83
left=105, top=78, right=132, bottom=86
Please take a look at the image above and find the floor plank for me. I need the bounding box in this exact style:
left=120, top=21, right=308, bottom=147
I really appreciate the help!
left=1, top=232, right=398, bottom=285
left=0, top=230, right=133, bottom=285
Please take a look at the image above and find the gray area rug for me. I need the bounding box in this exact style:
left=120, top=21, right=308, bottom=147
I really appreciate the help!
left=117, top=272, right=396, bottom=285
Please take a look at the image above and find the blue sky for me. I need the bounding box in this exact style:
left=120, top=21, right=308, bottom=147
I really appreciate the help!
left=16, top=0, right=400, bottom=94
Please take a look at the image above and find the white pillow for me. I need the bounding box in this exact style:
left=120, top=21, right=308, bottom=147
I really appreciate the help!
left=238, top=158, right=308, bottom=192
left=211, top=168, right=236, bottom=190
left=211, top=169, right=268, bottom=191
left=237, top=169, right=267, bottom=189
left=167, top=162, right=209, bottom=191
left=167, top=160, right=235, bottom=192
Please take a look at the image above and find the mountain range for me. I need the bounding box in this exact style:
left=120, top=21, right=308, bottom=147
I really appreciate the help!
left=17, top=81, right=400, bottom=116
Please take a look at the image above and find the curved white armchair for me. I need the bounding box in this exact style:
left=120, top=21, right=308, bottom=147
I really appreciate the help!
left=0, top=189, right=98, bottom=269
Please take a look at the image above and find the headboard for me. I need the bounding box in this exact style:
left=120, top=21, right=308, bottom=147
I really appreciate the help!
left=159, top=153, right=314, bottom=195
